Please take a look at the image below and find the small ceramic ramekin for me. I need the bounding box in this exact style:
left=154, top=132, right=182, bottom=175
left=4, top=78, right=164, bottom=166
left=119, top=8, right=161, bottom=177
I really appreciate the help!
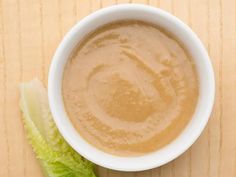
left=48, top=4, right=215, bottom=171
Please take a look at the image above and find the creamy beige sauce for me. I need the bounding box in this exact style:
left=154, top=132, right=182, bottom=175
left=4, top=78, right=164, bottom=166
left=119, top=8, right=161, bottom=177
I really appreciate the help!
left=63, top=21, right=199, bottom=156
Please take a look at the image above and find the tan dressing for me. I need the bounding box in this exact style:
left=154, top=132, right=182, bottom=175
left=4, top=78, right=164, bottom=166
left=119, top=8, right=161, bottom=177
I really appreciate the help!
left=63, top=21, right=199, bottom=156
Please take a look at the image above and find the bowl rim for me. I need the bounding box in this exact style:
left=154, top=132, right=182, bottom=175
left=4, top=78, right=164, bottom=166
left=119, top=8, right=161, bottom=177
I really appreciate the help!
left=48, top=4, right=215, bottom=171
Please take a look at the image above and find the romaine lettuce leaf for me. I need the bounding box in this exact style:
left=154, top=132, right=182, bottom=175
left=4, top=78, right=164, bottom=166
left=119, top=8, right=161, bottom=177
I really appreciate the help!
left=19, top=79, right=96, bottom=177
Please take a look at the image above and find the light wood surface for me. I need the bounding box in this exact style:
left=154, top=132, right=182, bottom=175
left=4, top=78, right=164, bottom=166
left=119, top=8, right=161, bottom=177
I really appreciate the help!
left=0, top=0, right=235, bottom=177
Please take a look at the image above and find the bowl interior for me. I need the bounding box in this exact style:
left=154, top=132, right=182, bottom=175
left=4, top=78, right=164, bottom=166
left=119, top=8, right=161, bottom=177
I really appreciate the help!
left=48, top=4, right=215, bottom=171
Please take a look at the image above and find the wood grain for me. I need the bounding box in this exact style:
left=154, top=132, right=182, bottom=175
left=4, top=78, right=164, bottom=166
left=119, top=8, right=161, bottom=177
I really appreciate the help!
left=0, top=0, right=235, bottom=177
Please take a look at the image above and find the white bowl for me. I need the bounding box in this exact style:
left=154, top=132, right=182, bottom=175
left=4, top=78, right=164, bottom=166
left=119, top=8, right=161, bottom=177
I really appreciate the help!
left=48, top=4, right=215, bottom=171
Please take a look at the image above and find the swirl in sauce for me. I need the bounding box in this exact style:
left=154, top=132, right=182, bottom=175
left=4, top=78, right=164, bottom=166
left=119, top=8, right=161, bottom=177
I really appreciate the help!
left=63, top=21, right=199, bottom=156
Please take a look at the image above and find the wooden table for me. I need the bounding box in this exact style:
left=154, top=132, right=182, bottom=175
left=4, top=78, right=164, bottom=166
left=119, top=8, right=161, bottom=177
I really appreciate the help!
left=0, top=0, right=235, bottom=177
